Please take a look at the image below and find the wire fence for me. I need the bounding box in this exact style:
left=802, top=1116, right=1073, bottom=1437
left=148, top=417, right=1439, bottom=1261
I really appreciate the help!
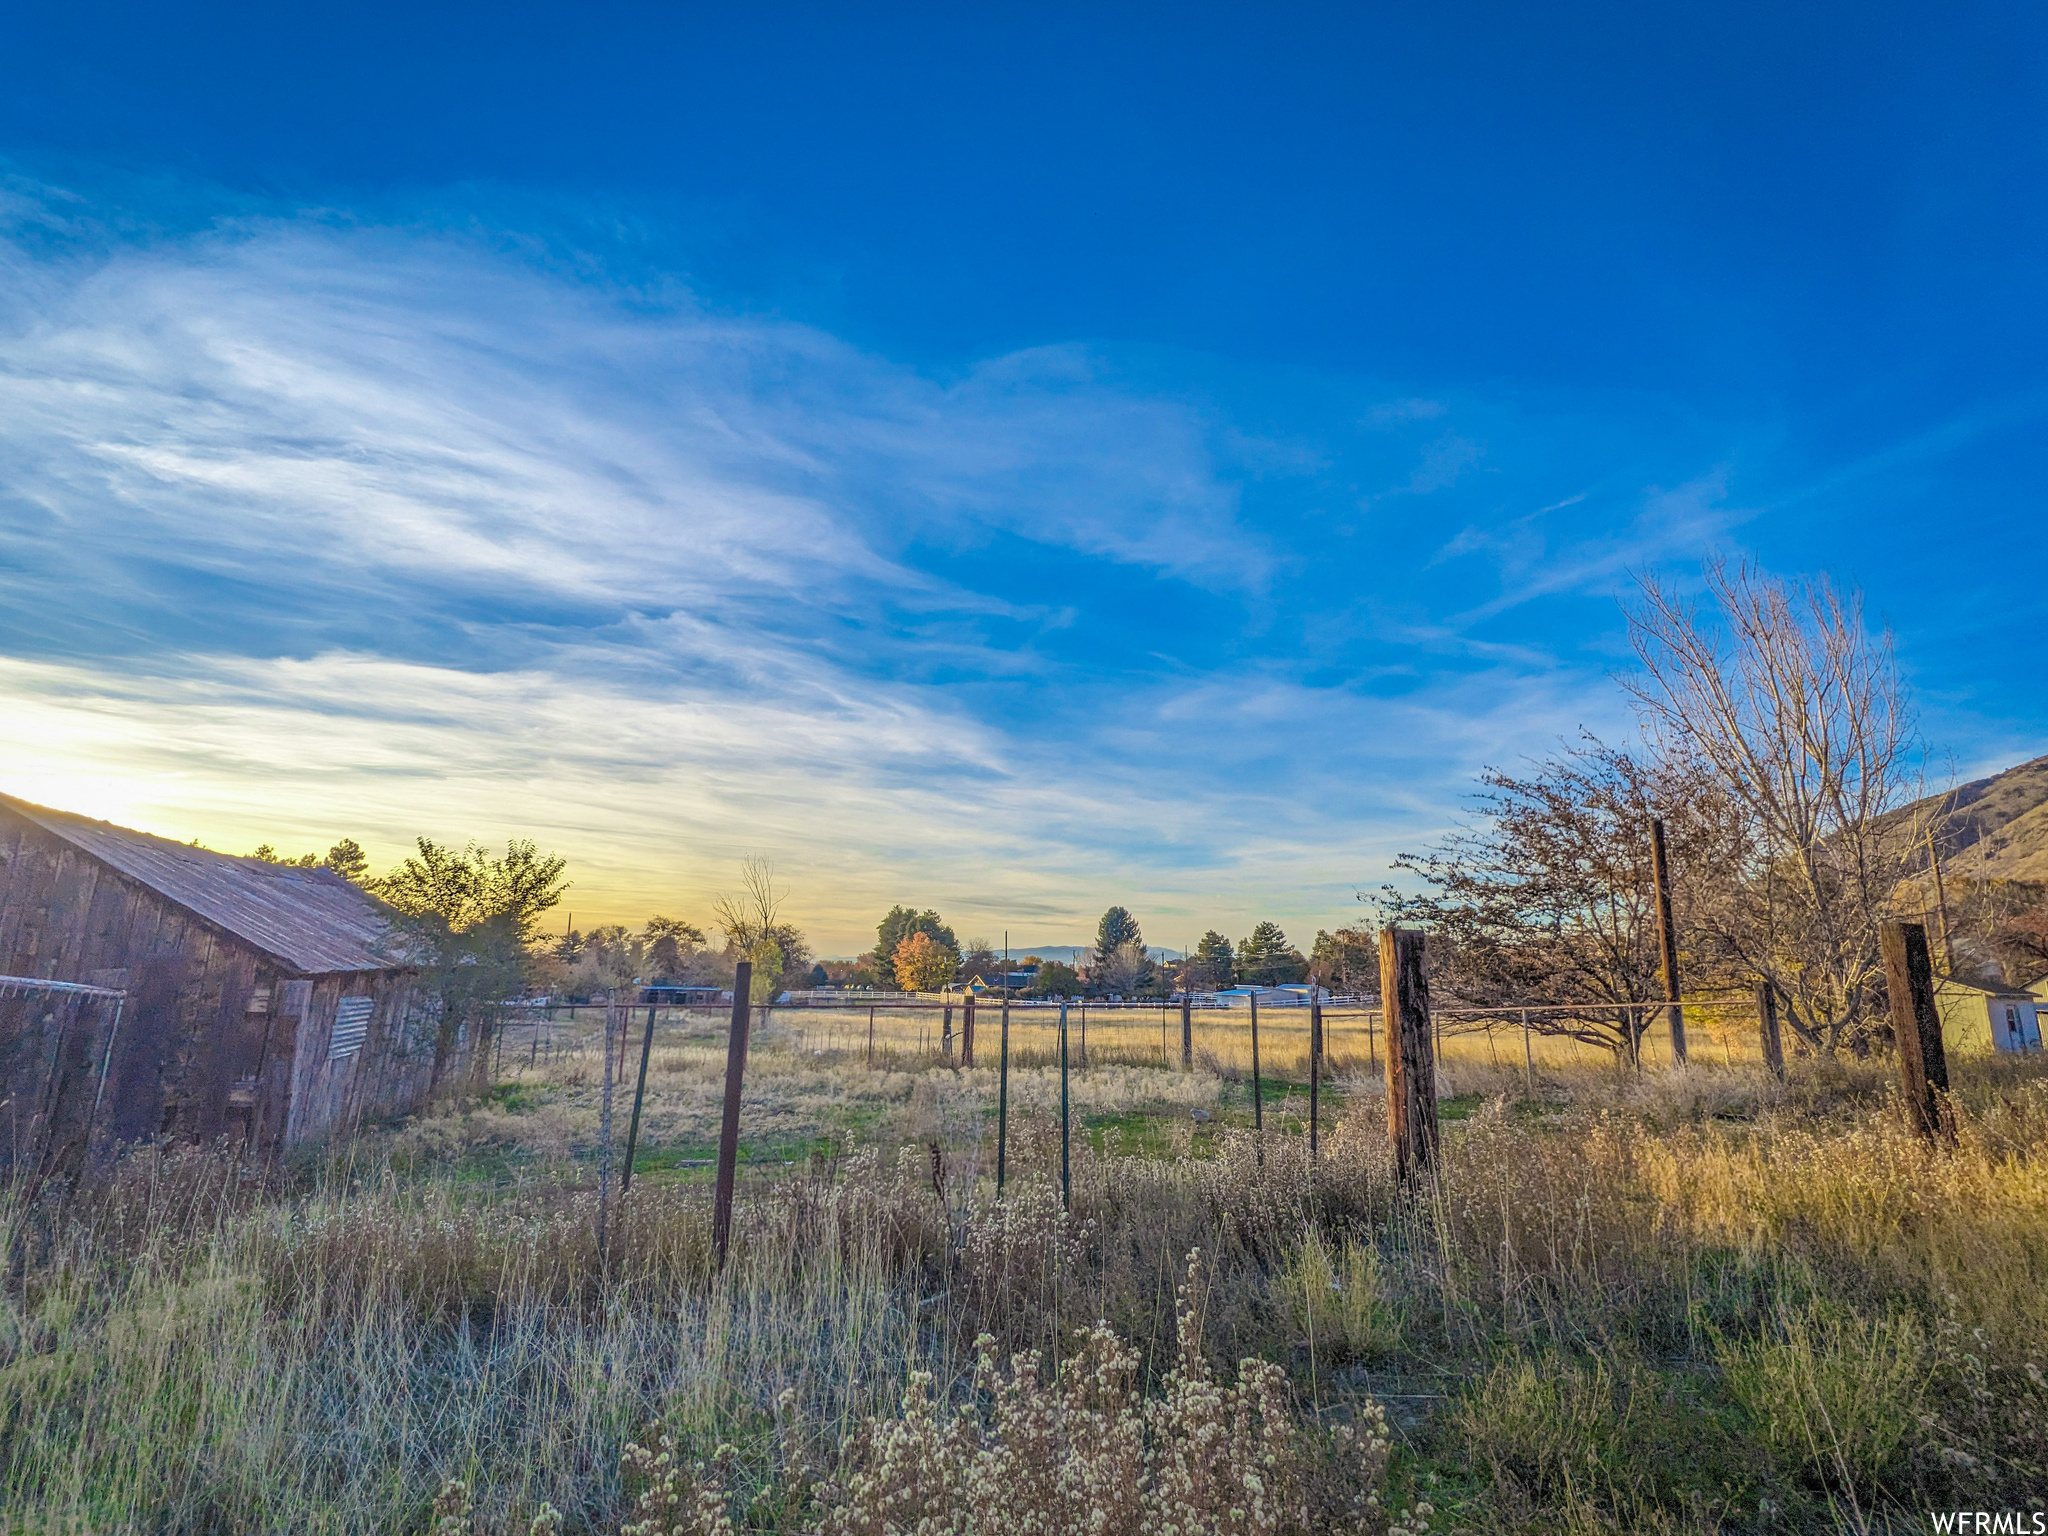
left=496, top=991, right=1783, bottom=1086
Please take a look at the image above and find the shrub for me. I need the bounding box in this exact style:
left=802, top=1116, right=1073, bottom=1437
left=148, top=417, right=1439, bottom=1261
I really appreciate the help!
left=1717, top=1300, right=1932, bottom=1494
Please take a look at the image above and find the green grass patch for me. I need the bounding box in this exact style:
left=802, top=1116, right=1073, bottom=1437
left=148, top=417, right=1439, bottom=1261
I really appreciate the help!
left=630, top=1134, right=842, bottom=1182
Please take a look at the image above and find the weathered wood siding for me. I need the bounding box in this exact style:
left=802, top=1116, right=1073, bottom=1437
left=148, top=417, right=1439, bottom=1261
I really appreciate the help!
left=280, top=973, right=446, bottom=1148
left=0, top=804, right=448, bottom=1166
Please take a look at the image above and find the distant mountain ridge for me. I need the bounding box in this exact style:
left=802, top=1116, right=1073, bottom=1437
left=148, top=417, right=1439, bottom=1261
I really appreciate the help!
left=1920, top=752, right=2048, bottom=882
left=818, top=944, right=1187, bottom=965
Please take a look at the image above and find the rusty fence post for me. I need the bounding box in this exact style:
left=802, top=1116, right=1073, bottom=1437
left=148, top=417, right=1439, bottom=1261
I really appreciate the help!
left=1881, top=921, right=1951, bottom=1141
left=962, top=993, right=975, bottom=1068
left=1380, top=927, right=1440, bottom=1181
left=713, top=961, right=754, bottom=1268
left=1756, top=981, right=1785, bottom=1082
left=1181, top=989, right=1193, bottom=1070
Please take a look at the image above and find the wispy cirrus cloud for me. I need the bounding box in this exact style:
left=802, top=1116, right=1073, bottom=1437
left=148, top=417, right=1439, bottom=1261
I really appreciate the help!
left=0, top=197, right=1746, bottom=949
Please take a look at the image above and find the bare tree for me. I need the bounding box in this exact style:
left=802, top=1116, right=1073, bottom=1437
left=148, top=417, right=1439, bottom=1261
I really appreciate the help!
left=1382, top=738, right=1728, bottom=1058
left=713, top=856, right=811, bottom=977
left=713, top=855, right=786, bottom=951
left=1094, top=941, right=1155, bottom=997
left=1623, top=560, right=1924, bottom=1053
left=1946, top=876, right=2048, bottom=987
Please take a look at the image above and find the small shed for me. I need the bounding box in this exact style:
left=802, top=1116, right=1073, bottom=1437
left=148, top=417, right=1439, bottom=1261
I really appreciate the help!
left=0, top=793, right=455, bottom=1169
left=1935, top=974, right=2042, bottom=1055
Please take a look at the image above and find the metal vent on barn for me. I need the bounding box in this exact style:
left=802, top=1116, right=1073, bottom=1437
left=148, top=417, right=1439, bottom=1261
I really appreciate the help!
left=328, top=996, right=373, bottom=1060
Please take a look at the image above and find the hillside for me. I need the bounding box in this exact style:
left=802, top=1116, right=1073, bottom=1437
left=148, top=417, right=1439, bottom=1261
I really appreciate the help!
left=1924, top=751, right=2048, bottom=881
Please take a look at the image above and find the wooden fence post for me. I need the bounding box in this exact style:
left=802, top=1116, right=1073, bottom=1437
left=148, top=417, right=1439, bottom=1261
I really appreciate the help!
left=1180, top=989, right=1193, bottom=1070
left=997, top=995, right=1011, bottom=1195
left=713, top=961, right=754, bottom=1268
left=1650, top=816, right=1688, bottom=1065
left=1380, top=927, right=1440, bottom=1180
left=1881, top=921, right=1951, bottom=1141
left=1756, top=981, right=1785, bottom=1082
left=962, top=994, right=975, bottom=1068
left=1058, top=999, right=1071, bottom=1210
left=621, top=998, right=657, bottom=1196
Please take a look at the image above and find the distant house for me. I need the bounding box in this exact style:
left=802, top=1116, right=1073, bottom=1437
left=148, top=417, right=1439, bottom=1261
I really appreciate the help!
left=1935, top=974, right=2041, bottom=1055
left=1207, top=984, right=1330, bottom=1008
left=0, top=793, right=452, bottom=1169
left=638, top=984, right=724, bottom=1005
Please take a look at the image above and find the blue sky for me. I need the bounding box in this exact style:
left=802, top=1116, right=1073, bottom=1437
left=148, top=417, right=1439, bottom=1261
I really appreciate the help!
left=1, top=3, right=2044, bottom=954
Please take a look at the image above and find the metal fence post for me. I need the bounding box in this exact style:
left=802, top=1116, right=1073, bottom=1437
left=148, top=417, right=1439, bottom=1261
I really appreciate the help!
left=713, top=962, right=754, bottom=1267
left=621, top=997, right=657, bottom=1196
left=1181, top=989, right=1193, bottom=1070
left=597, top=990, right=618, bottom=1268
left=1058, top=999, right=1071, bottom=1210
left=1308, top=986, right=1321, bottom=1160
left=1249, top=991, right=1263, bottom=1140
left=997, top=995, right=1011, bottom=1195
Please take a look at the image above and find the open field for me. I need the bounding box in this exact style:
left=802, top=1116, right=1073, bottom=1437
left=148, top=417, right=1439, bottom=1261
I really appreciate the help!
left=3, top=1010, right=2045, bottom=1534
left=516, top=994, right=1784, bottom=1087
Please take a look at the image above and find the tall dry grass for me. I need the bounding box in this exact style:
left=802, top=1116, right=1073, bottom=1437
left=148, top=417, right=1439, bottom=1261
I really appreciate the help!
left=2, top=1027, right=2043, bottom=1533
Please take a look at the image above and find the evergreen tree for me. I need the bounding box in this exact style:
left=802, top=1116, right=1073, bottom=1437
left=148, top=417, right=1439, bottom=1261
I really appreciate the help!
left=1235, top=921, right=1307, bottom=986
left=1191, top=930, right=1235, bottom=988
left=323, top=838, right=371, bottom=883
left=1094, top=905, right=1143, bottom=963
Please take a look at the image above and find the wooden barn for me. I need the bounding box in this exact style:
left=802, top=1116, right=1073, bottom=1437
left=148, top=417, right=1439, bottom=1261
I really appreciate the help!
left=0, top=792, right=455, bottom=1170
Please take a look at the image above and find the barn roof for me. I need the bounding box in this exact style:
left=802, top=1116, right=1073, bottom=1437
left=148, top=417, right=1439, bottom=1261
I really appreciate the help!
left=0, top=794, right=404, bottom=975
